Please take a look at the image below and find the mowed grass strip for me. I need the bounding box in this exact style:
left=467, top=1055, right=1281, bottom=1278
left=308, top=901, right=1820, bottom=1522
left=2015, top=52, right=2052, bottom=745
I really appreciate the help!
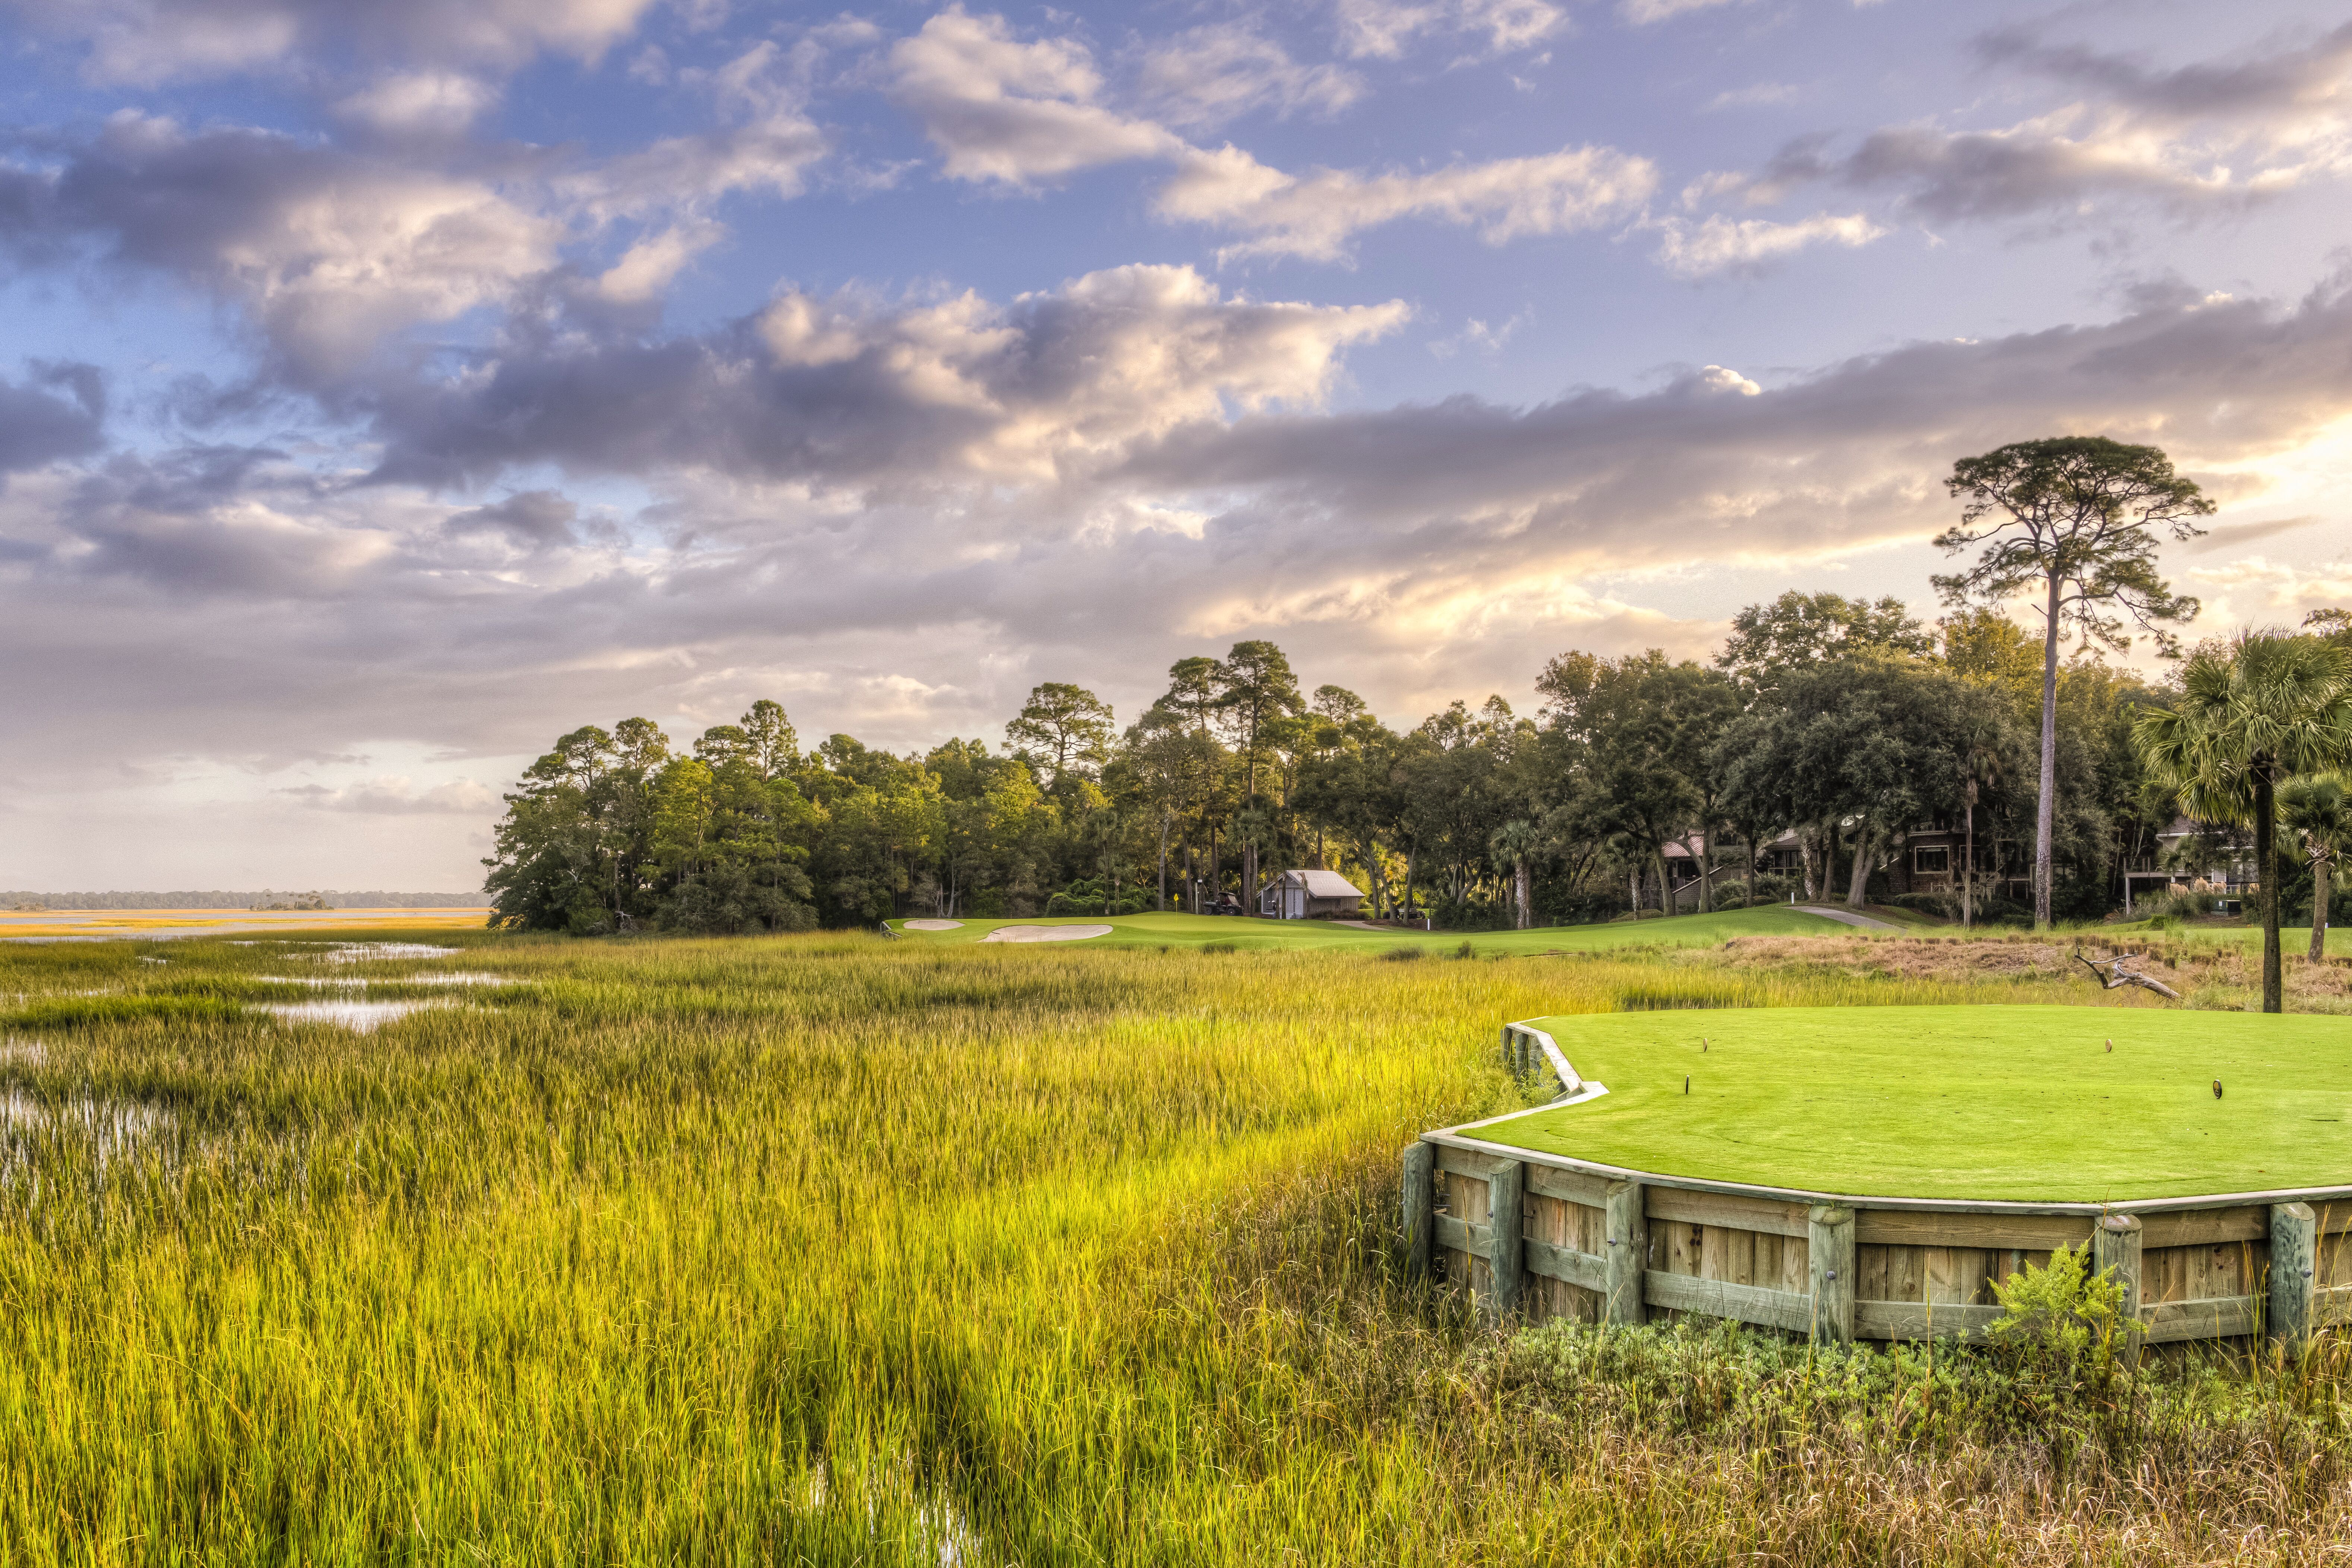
left=888, top=904, right=1847, bottom=952
left=1476, top=1003, right=2352, bottom=1201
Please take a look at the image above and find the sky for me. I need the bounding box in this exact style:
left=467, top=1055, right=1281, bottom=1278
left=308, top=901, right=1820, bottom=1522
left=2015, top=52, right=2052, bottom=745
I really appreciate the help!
left=1, top=0, right=2349, bottom=891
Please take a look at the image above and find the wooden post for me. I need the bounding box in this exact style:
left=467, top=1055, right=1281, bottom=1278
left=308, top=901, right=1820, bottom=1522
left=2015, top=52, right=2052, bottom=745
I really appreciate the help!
left=1604, top=1180, right=1647, bottom=1326
left=1500, top=1025, right=1515, bottom=1077
left=1808, top=1205, right=1854, bottom=1347
left=1484, top=1159, right=1525, bottom=1324
left=2271, top=1201, right=2317, bottom=1353
left=1400, top=1142, right=1434, bottom=1283
left=2093, top=1212, right=2144, bottom=1365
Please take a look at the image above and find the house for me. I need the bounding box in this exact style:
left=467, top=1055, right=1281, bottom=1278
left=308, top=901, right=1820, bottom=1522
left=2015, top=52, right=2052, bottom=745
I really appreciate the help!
left=1259, top=869, right=1365, bottom=920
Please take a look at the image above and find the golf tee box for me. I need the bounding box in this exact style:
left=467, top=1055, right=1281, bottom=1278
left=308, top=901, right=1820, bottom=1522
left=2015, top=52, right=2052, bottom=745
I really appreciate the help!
left=1408, top=1006, right=2352, bottom=1349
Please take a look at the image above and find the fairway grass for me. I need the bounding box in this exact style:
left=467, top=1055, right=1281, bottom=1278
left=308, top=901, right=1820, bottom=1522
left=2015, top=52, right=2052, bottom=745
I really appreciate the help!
left=1474, top=1004, right=2352, bottom=1201
left=888, top=904, right=1848, bottom=952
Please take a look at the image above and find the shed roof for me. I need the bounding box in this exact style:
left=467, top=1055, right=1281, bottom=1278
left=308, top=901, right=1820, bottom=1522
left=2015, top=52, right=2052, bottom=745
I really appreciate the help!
left=1278, top=869, right=1362, bottom=898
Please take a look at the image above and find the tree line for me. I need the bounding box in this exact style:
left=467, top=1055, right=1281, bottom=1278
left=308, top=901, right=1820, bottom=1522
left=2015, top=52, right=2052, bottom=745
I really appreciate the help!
left=479, top=595, right=2169, bottom=934
left=480, top=437, right=2352, bottom=996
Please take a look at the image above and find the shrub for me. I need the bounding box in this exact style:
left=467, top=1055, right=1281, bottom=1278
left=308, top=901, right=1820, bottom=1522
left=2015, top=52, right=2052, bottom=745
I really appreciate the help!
left=1889, top=891, right=1960, bottom=921
left=1045, top=877, right=1152, bottom=917
left=1986, top=1240, right=2133, bottom=1427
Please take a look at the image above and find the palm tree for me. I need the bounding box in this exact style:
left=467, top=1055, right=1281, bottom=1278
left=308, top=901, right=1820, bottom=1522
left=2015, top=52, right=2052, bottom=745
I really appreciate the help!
left=2281, top=775, right=2352, bottom=962
left=1489, top=819, right=1544, bottom=930
left=2135, top=632, right=2352, bottom=1012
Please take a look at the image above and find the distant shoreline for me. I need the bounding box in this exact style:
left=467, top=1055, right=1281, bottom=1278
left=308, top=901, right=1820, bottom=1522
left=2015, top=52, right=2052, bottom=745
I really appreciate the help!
left=1, top=892, right=483, bottom=910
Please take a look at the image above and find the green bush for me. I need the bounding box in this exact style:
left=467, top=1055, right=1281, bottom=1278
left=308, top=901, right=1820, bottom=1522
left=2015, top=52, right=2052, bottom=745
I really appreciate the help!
left=1045, top=876, right=1153, bottom=916
left=1987, top=1240, right=2133, bottom=1426
left=1889, top=891, right=1960, bottom=920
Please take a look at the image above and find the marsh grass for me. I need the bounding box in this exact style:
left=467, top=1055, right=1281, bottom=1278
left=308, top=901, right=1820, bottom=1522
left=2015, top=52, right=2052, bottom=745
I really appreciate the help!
left=0, top=931, right=2343, bottom=1562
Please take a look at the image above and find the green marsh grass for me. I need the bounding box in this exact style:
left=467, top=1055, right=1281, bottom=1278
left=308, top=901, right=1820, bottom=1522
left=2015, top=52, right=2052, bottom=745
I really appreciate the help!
left=0, top=931, right=2346, bottom=1562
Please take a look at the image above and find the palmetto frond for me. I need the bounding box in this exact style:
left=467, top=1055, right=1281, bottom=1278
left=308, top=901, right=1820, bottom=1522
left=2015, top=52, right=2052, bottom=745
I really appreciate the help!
left=2134, top=633, right=2352, bottom=827
left=2282, top=774, right=2352, bottom=862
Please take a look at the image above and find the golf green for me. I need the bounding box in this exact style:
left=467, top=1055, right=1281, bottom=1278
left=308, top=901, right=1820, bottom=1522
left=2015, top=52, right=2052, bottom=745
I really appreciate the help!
left=1470, top=1005, right=2352, bottom=1202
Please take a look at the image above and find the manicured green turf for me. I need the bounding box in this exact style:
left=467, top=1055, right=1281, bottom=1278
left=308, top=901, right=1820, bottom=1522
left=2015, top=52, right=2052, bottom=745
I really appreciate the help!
left=1469, top=1004, right=2352, bottom=1201
left=885, top=905, right=1849, bottom=952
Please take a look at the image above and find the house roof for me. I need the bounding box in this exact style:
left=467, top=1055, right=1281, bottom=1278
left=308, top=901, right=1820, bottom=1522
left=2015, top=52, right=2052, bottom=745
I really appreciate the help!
left=1278, top=869, right=1362, bottom=898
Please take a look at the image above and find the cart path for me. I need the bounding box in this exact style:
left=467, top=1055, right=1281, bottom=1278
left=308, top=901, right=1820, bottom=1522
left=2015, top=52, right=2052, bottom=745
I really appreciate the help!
left=1792, top=905, right=1903, bottom=930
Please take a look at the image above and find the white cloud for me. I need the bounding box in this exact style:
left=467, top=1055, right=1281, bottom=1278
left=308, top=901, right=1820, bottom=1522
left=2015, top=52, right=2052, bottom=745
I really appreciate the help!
left=1158, top=142, right=1656, bottom=262
left=1691, top=364, right=1761, bottom=395
left=1331, top=0, right=1567, bottom=61
left=369, top=263, right=1410, bottom=489
left=13, top=0, right=660, bottom=83
left=1429, top=312, right=1530, bottom=357
left=32, top=114, right=565, bottom=379
left=333, top=72, right=502, bottom=138
left=1713, top=24, right=2352, bottom=228
left=1133, top=24, right=1364, bottom=130
left=879, top=10, right=1647, bottom=263
left=559, top=116, right=828, bottom=221
left=1621, top=0, right=1745, bottom=24
left=888, top=7, right=1183, bottom=187
left=278, top=777, right=499, bottom=815
left=1705, top=82, right=1799, bottom=111
left=1654, top=211, right=1886, bottom=278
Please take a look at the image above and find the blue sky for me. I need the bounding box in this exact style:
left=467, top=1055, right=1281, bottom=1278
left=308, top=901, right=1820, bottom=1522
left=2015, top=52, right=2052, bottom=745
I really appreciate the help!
left=0, top=0, right=2348, bottom=888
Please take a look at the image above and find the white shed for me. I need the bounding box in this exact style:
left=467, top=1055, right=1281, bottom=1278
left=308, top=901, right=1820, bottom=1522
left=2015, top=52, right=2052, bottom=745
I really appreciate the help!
left=1259, top=869, right=1364, bottom=920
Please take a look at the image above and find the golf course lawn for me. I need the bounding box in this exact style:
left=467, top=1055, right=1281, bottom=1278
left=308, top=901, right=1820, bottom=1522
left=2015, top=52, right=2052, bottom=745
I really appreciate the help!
left=1469, top=1004, right=2352, bottom=1202
left=887, top=905, right=1846, bottom=952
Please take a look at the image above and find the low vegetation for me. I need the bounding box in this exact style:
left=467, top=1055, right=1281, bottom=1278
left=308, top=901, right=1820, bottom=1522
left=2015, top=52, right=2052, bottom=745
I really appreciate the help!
left=0, top=929, right=2347, bottom=1562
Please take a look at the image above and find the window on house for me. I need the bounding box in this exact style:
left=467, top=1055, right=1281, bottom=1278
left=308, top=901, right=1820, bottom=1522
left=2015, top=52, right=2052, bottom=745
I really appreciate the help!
left=1913, top=847, right=1950, bottom=875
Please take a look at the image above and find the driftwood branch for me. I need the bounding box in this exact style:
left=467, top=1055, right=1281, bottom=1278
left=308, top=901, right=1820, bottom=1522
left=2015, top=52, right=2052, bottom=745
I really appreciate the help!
left=2076, top=952, right=2182, bottom=1000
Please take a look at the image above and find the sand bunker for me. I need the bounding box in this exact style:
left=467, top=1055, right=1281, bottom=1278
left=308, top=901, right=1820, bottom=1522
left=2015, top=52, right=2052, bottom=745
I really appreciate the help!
left=979, top=924, right=1113, bottom=943
left=903, top=919, right=964, bottom=931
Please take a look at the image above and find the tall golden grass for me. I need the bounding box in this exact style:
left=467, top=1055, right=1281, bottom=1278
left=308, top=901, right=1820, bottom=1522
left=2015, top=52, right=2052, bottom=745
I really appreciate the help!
left=0, top=932, right=2342, bottom=1563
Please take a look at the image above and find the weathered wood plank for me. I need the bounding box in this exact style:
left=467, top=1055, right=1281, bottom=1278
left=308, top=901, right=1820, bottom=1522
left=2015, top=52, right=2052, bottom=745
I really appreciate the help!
left=1857, top=1300, right=2004, bottom=1342
left=1643, top=1270, right=1814, bottom=1334
left=2272, top=1202, right=2317, bottom=1350
left=1437, top=1147, right=1505, bottom=1182
left=1525, top=1192, right=1566, bottom=1247
left=2145, top=1294, right=2258, bottom=1343
left=2324, top=1233, right=2352, bottom=1291
left=1809, top=1205, right=1854, bottom=1347
left=1701, top=1224, right=1756, bottom=1286
left=1527, top=1165, right=1611, bottom=1207
left=2147, top=1243, right=2186, bottom=1305
left=1887, top=1245, right=1925, bottom=1305
left=2184, top=1242, right=2216, bottom=1302
left=2140, top=1207, right=2266, bottom=1249
left=1605, top=1180, right=1647, bottom=1325
left=1781, top=1233, right=1809, bottom=1295
left=1663, top=1216, right=1701, bottom=1278
left=1443, top=1170, right=1488, bottom=1226
left=1486, top=1161, right=1525, bottom=1322
left=1435, top=1214, right=1487, bottom=1259
left=1402, top=1142, right=1435, bottom=1281
left=1925, top=1246, right=1975, bottom=1306
left=1856, top=1244, right=1888, bottom=1303
left=2093, top=1213, right=2144, bottom=1366
left=1647, top=1186, right=1810, bottom=1239
left=1855, top=1211, right=2093, bottom=1251
left=1528, top=1238, right=1607, bottom=1292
